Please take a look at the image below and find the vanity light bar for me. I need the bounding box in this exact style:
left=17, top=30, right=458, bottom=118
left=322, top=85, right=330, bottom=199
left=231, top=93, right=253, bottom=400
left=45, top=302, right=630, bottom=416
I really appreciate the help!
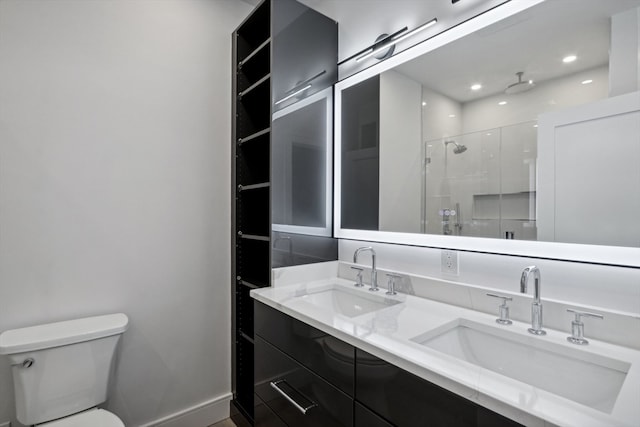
left=274, top=70, right=326, bottom=105
left=355, top=18, right=438, bottom=63
left=274, top=84, right=312, bottom=105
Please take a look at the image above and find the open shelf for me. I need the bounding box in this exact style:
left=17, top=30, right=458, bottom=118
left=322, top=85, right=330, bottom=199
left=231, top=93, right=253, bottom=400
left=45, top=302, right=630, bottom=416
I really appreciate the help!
left=236, top=283, right=255, bottom=338
left=237, top=186, right=269, bottom=236
left=236, top=0, right=270, bottom=63
left=238, top=182, right=270, bottom=192
left=236, top=77, right=271, bottom=139
left=239, top=279, right=261, bottom=290
left=236, top=238, right=270, bottom=288
left=238, top=40, right=271, bottom=93
left=238, top=130, right=270, bottom=186
left=238, top=127, right=270, bottom=145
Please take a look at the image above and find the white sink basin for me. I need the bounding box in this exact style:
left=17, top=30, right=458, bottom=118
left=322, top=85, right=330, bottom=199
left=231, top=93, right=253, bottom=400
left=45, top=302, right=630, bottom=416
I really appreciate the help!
left=294, top=287, right=400, bottom=318
left=412, top=319, right=630, bottom=413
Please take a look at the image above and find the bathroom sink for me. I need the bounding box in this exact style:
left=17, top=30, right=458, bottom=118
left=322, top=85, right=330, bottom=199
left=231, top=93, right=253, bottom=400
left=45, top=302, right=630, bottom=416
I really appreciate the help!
left=294, top=287, right=400, bottom=318
left=411, top=319, right=630, bottom=413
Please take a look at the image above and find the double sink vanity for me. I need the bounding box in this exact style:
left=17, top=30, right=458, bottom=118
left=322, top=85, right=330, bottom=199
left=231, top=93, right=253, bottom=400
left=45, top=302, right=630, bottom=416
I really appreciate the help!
left=233, top=0, right=640, bottom=425
left=250, top=259, right=640, bottom=427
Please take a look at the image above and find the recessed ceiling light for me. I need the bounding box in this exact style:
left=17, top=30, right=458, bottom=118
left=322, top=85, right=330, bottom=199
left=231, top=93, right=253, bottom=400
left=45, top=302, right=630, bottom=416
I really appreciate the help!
left=498, top=101, right=507, bottom=106
left=582, top=79, right=593, bottom=85
left=563, top=55, right=577, bottom=63
left=533, top=124, right=538, bottom=128
left=422, top=101, right=427, bottom=106
left=471, top=83, right=482, bottom=91
left=448, top=114, right=456, bottom=118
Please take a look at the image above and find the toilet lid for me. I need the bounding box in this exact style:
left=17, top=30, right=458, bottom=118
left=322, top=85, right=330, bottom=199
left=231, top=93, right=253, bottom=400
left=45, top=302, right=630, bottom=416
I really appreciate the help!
left=39, top=409, right=124, bottom=427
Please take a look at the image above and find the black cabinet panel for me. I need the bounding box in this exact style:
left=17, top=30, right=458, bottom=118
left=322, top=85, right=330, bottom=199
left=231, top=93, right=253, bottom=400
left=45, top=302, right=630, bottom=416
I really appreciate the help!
left=256, top=336, right=353, bottom=427
left=272, top=0, right=337, bottom=111
left=356, top=349, right=477, bottom=427
left=255, top=302, right=354, bottom=396
left=355, top=402, right=393, bottom=427
left=255, top=393, right=288, bottom=427
left=477, top=406, right=523, bottom=427
left=356, top=349, right=524, bottom=427
left=235, top=336, right=255, bottom=415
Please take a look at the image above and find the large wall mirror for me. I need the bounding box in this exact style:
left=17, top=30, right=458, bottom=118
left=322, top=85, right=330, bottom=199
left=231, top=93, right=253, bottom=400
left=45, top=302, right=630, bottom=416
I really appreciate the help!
left=335, top=0, right=640, bottom=266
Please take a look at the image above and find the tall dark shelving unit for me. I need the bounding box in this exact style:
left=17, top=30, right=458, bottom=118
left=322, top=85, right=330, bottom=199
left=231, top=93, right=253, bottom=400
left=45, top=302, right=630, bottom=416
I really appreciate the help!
left=232, top=0, right=272, bottom=423
left=232, top=0, right=337, bottom=424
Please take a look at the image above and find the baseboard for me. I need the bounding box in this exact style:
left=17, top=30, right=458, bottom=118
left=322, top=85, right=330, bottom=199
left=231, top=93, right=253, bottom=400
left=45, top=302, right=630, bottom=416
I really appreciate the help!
left=138, top=392, right=232, bottom=427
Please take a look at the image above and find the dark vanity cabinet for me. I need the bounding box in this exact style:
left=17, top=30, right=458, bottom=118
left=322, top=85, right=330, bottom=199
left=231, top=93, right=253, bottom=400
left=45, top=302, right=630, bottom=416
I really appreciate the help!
left=231, top=0, right=337, bottom=423
left=255, top=302, right=354, bottom=427
left=355, top=349, right=523, bottom=427
left=254, top=301, right=524, bottom=427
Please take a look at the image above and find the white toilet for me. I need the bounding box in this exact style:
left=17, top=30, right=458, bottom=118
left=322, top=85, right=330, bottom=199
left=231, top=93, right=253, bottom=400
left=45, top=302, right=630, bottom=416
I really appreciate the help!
left=0, top=313, right=128, bottom=426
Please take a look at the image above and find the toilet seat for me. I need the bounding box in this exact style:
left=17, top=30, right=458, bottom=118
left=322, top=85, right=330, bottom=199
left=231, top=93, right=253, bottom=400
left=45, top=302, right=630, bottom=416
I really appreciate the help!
left=38, top=409, right=124, bottom=427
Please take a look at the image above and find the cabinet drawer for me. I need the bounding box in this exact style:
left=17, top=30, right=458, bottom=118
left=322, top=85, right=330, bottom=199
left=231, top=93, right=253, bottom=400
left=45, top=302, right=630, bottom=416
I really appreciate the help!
left=255, top=336, right=353, bottom=427
left=355, top=402, right=392, bottom=427
left=255, top=393, right=288, bottom=427
left=255, top=301, right=354, bottom=395
left=356, top=349, right=522, bottom=427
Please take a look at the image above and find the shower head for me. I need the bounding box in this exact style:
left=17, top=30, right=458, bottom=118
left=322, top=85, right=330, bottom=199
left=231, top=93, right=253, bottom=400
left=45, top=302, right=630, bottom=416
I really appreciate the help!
left=445, top=140, right=468, bottom=154
left=505, top=71, right=536, bottom=94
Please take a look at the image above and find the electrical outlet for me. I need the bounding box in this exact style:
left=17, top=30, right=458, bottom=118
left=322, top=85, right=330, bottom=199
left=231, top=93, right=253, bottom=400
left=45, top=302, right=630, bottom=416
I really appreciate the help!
left=441, top=249, right=459, bottom=275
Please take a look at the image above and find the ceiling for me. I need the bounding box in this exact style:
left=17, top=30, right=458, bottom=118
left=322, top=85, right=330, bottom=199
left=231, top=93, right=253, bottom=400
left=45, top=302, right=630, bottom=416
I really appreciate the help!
left=394, top=0, right=640, bottom=103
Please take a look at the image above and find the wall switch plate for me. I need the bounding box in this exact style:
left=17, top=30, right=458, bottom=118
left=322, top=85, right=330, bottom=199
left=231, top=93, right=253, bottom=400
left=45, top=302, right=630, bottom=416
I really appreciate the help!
left=441, top=250, right=459, bottom=275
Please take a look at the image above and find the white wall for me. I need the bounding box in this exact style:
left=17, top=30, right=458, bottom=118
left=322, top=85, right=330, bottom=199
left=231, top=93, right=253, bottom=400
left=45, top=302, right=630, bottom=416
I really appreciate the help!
left=379, top=71, right=422, bottom=233
left=421, top=86, right=462, bottom=142
left=339, top=240, right=640, bottom=318
left=0, top=1, right=252, bottom=426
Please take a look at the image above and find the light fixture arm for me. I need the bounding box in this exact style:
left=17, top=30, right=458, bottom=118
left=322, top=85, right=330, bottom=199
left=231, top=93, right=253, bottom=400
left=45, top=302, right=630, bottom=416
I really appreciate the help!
left=338, top=18, right=438, bottom=65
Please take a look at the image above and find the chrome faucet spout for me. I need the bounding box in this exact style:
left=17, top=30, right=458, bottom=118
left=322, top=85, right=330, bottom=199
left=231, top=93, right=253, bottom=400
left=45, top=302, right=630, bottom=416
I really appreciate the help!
left=520, top=266, right=541, bottom=303
left=520, top=265, right=545, bottom=335
left=353, top=247, right=378, bottom=291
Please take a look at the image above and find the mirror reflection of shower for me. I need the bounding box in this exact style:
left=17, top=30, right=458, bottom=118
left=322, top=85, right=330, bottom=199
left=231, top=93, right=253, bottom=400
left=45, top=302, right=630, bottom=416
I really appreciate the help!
left=422, top=121, right=538, bottom=240
left=445, top=139, right=468, bottom=154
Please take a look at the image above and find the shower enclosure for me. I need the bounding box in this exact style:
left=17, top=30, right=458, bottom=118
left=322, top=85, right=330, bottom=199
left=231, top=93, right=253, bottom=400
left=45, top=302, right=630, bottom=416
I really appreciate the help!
left=422, top=121, right=537, bottom=240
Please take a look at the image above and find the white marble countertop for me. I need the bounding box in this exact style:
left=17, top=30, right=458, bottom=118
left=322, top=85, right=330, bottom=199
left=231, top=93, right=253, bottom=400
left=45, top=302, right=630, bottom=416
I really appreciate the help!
left=251, top=278, right=640, bottom=427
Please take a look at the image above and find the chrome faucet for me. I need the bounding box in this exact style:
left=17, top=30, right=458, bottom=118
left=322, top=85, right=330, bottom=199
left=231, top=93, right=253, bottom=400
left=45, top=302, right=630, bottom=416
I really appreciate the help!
left=353, top=247, right=378, bottom=291
left=520, top=266, right=546, bottom=335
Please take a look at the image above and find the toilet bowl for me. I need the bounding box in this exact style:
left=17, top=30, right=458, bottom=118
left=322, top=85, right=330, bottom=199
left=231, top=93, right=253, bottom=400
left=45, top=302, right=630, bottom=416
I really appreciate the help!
left=0, top=313, right=128, bottom=427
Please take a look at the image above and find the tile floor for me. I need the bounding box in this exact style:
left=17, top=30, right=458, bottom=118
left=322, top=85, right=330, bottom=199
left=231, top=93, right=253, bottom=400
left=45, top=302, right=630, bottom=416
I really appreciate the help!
left=209, top=418, right=237, bottom=427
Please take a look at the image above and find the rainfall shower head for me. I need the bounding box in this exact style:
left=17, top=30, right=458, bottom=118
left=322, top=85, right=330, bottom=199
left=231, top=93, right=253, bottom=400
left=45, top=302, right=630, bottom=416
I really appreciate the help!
left=505, top=71, right=536, bottom=94
left=445, top=140, right=468, bottom=154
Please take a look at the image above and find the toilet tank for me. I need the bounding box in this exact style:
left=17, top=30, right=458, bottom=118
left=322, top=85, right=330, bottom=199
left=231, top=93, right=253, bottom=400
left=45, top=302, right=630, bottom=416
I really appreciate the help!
left=0, top=313, right=128, bottom=426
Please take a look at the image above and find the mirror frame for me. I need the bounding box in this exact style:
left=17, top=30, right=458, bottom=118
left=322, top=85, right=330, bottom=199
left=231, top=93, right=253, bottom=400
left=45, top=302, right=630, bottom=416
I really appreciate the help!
left=334, top=0, right=640, bottom=267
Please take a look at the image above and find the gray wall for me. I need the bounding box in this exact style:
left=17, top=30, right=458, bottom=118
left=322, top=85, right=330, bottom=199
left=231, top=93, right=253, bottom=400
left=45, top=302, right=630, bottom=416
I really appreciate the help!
left=0, top=0, right=251, bottom=425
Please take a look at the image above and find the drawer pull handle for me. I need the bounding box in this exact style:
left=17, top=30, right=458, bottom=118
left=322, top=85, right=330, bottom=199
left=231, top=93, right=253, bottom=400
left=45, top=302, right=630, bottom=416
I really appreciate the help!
left=270, top=380, right=318, bottom=414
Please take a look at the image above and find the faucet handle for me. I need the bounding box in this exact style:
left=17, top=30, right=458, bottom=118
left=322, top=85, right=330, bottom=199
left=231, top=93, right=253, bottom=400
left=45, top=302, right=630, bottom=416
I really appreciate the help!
left=566, top=309, right=603, bottom=345
left=486, top=293, right=513, bottom=325
left=385, top=273, right=402, bottom=296
left=350, top=266, right=364, bottom=287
